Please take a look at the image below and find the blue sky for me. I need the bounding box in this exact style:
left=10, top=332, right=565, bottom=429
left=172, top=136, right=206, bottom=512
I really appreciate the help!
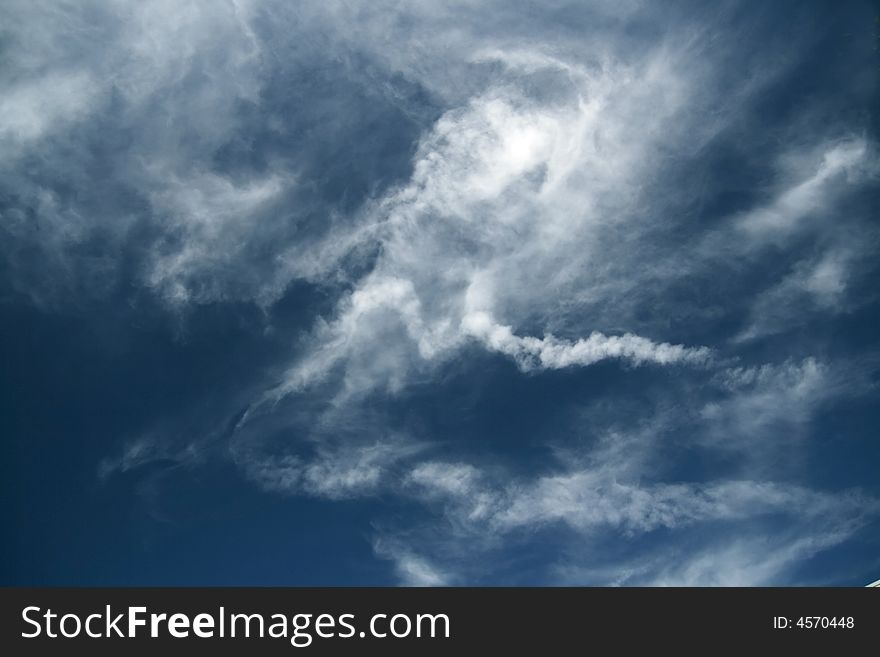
left=2, top=0, right=879, bottom=586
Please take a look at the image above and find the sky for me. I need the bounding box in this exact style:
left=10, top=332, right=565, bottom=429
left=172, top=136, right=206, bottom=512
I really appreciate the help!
left=2, top=0, right=879, bottom=586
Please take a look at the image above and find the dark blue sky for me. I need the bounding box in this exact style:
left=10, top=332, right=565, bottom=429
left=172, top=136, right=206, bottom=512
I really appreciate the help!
left=2, top=0, right=879, bottom=586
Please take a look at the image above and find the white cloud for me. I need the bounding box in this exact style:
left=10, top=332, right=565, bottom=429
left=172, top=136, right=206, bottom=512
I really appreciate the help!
left=738, top=139, right=872, bottom=238
left=0, top=71, right=98, bottom=148
left=373, top=539, right=451, bottom=586
left=237, top=437, right=428, bottom=500
left=263, top=38, right=724, bottom=400
left=224, top=5, right=877, bottom=585
left=387, top=453, right=877, bottom=585
left=643, top=531, right=859, bottom=586
left=700, top=358, right=828, bottom=455
left=555, top=524, right=868, bottom=586
left=461, top=311, right=710, bottom=371
left=4, top=0, right=878, bottom=587
left=404, top=458, right=868, bottom=537
left=735, top=244, right=876, bottom=341
left=144, top=171, right=289, bottom=304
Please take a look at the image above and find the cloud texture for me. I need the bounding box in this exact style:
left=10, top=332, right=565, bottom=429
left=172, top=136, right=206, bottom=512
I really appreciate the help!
left=3, top=0, right=879, bottom=585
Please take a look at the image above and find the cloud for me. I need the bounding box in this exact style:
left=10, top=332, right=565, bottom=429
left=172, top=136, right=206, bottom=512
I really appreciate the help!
left=461, top=311, right=711, bottom=371
left=0, top=71, right=99, bottom=148
left=640, top=530, right=863, bottom=586
left=4, top=1, right=878, bottom=586
left=260, top=32, right=732, bottom=400
left=144, top=171, right=290, bottom=305
left=736, top=241, right=880, bottom=341
left=237, top=438, right=428, bottom=500
left=738, top=139, right=873, bottom=238
left=373, top=539, right=451, bottom=587
left=199, top=3, right=877, bottom=584
left=700, top=358, right=827, bottom=447
left=555, top=524, right=869, bottom=586
left=386, top=449, right=877, bottom=585
left=404, top=458, right=872, bottom=538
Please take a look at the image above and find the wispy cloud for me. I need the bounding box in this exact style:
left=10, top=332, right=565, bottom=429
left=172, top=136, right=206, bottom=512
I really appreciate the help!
left=738, top=139, right=873, bottom=238
left=462, top=311, right=711, bottom=371
left=373, top=539, right=451, bottom=587
left=236, top=437, right=428, bottom=500
left=383, top=451, right=877, bottom=585
left=4, top=1, right=878, bottom=586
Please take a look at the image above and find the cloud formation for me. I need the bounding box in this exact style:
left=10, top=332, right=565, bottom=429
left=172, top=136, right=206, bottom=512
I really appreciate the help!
left=3, top=0, right=878, bottom=585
